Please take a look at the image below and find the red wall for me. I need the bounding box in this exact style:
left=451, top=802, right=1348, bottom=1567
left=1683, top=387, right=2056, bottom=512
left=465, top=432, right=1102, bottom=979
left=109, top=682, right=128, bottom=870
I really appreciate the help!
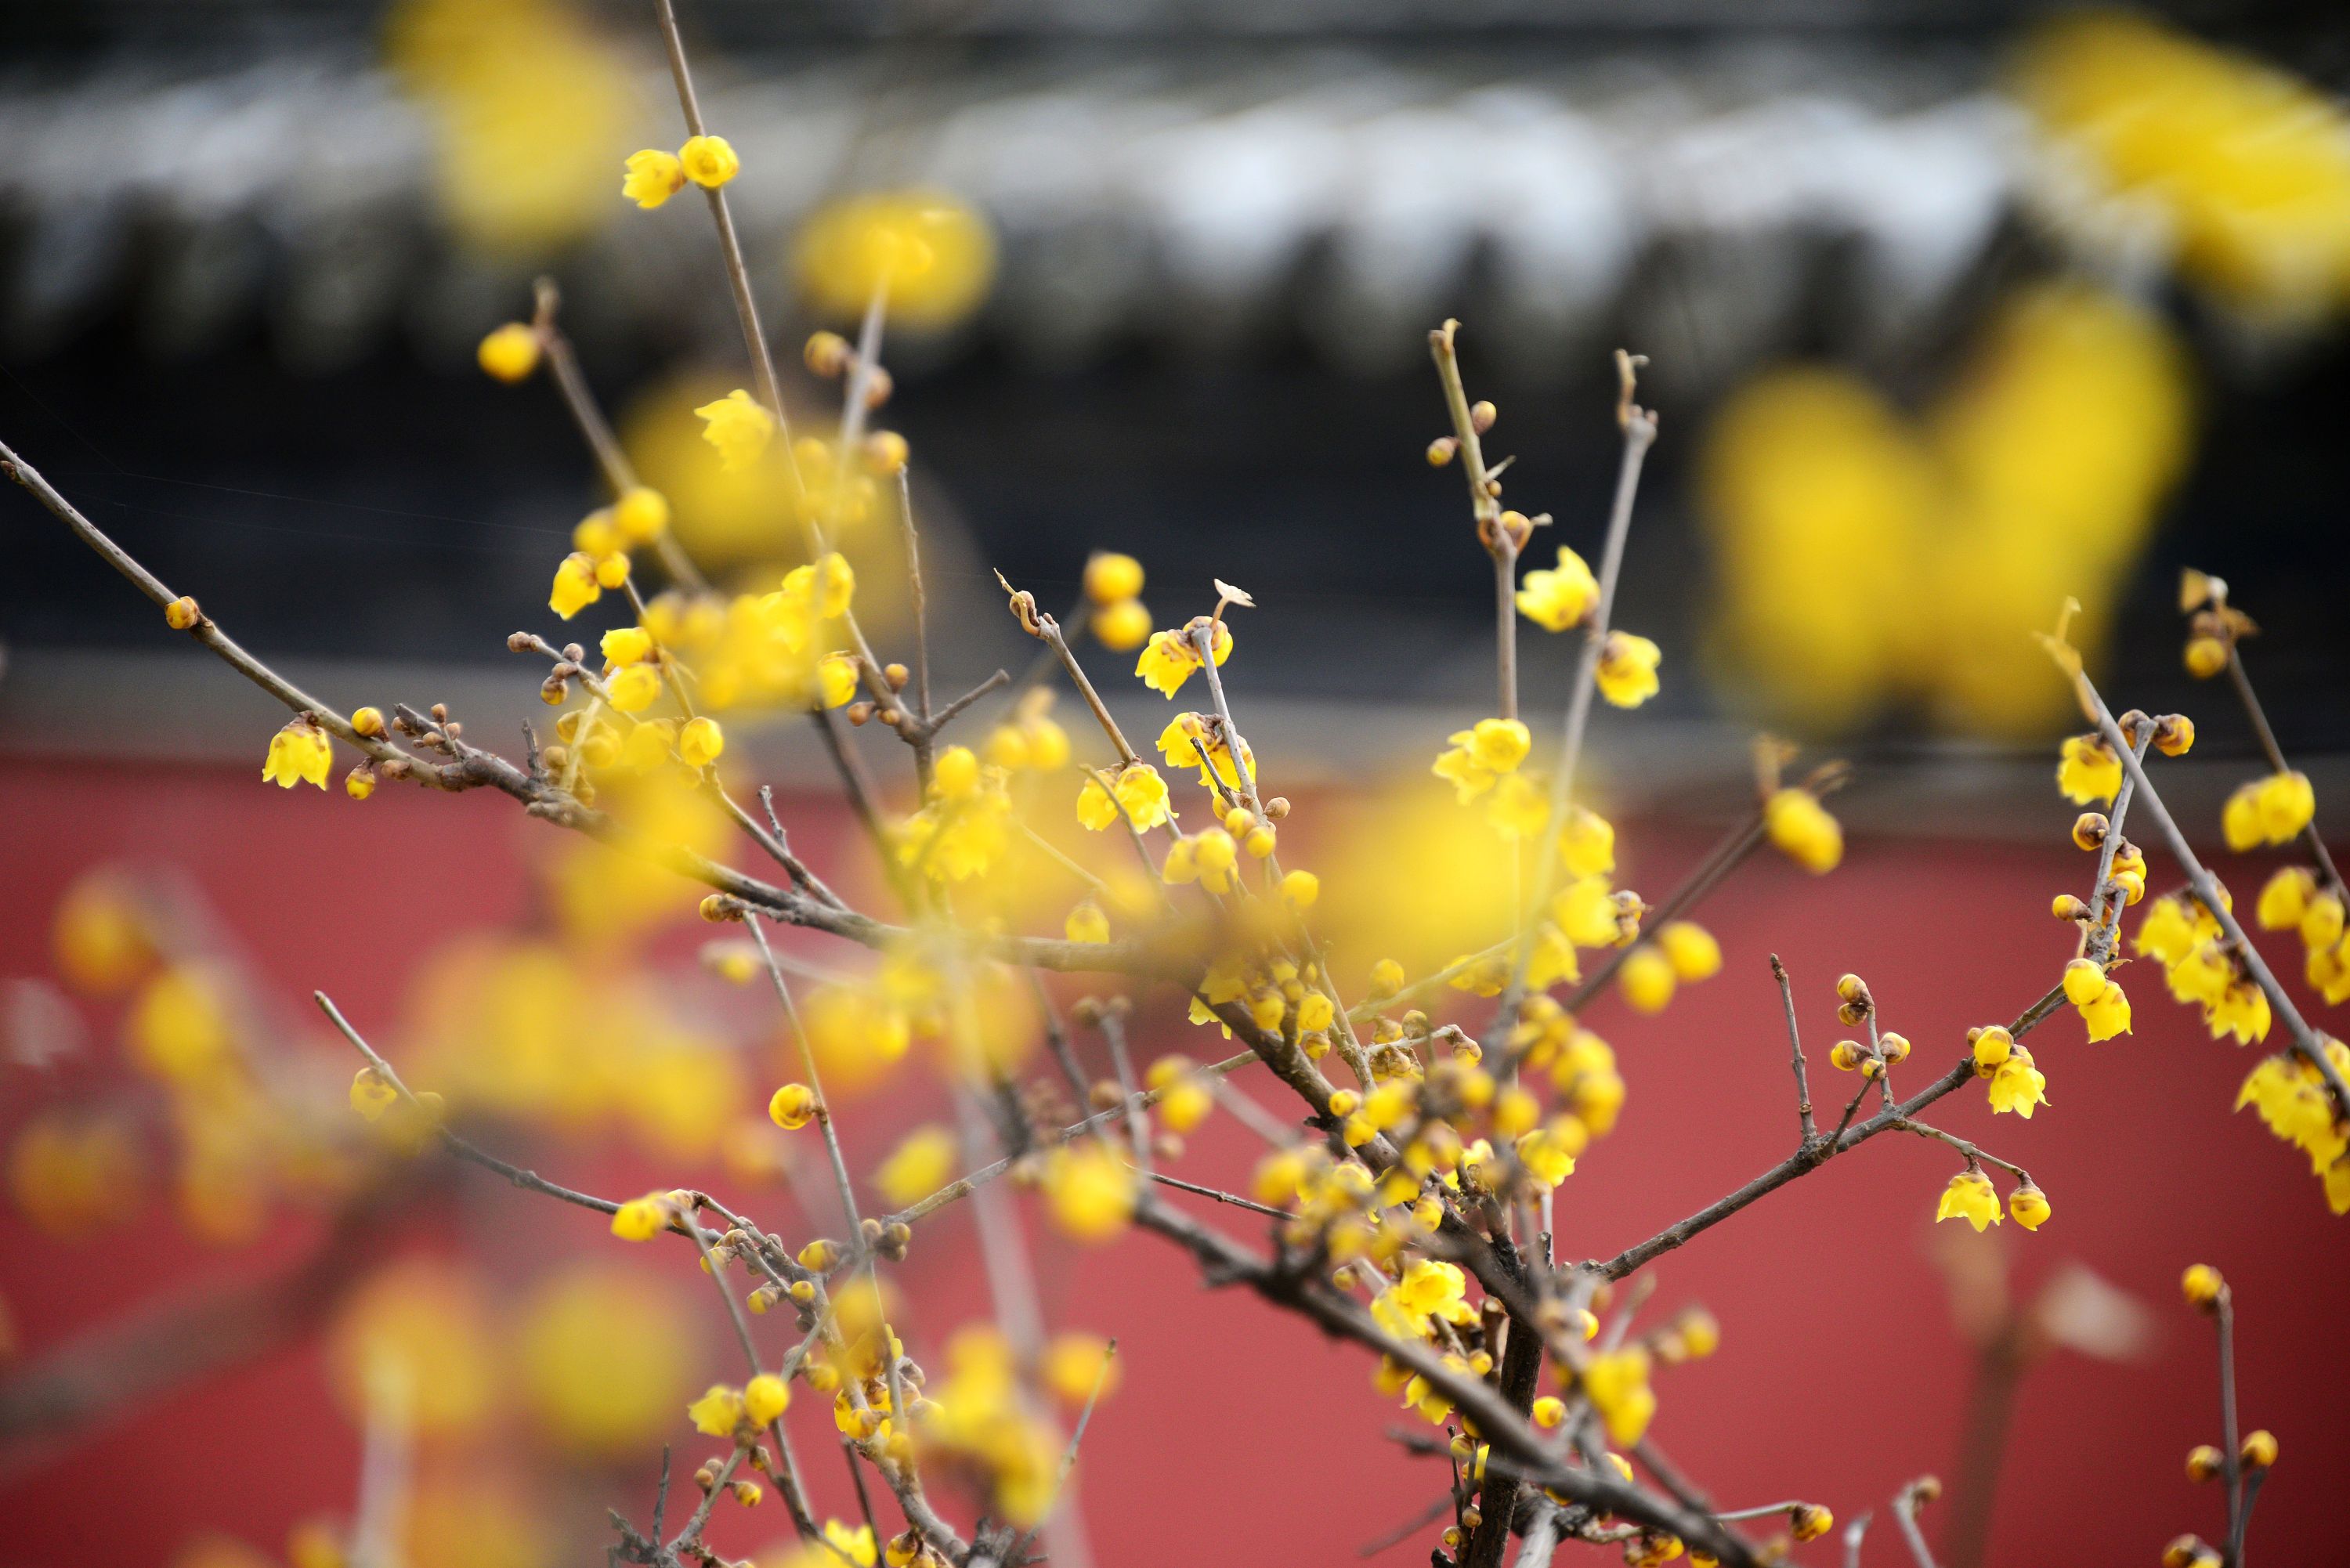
left=2, top=754, right=2343, bottom=1566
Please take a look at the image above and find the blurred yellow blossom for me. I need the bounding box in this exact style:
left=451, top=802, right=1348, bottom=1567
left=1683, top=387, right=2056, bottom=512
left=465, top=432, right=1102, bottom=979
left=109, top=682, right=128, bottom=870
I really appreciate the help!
left=695, top=389, right=776, bottom=472
left=794, top=191, right=996, bottom=331
left=519, top=1264, right=694, bottom=1456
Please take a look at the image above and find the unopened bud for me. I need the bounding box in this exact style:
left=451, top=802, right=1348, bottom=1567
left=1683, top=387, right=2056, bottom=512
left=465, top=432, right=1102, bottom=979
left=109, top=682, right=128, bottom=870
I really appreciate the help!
left=804, top=331, right=851, bottom=377
left=2071, top=811, right=2109, bottom=851
left=862, top=367, right=894, bottom=408
left=1265, top=796, right=1292, bottom=819
left=164, top=595, right=201, bottom=630
left=848, top=702, right=876, bottom=726
left=1426, top=436, right=1458, bottom=467
left=700, top=894, right=739, bottom=923
left=884, top=662, right=909, bottom=690
left=2052, top=894, right=2091, bottom=922
left=2155, top=714, right=2196, bottom=757
left=1470, top=399, right=1497, bottom=434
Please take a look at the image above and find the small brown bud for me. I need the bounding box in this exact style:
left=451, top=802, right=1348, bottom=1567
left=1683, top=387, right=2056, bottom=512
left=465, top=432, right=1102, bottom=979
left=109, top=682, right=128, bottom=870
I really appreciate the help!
left=562, top=642, right=585, bottom=663
left=540, top=744, right=569, bottom=771
left=164, top=595, right=201, bottom=630
left=804, top=331, right=851, bottom=377
left=862, top=430, right=909, bottom=475
left=884, top=663, right=910, bottom=690
left=1265, top=796, right=1292, bottom=819
left=881, top=1222, right=911, bottom=1259
left=847, top=701, right=876, bottom=726
left=1909, top=1476, right=1941, bottom=1505
left=1089, top=1080, right=1123, bottom=1111
left=1153, top=1133, right=1184, bottom=1161
left=1426, top=435, right=1458, bottom=467
left=540, top=675, right=569, bottom=706
left=378, top=757, right=412, bottom=781
left=700, top=894, right=739, bottom=923
left=2071, top=811, right=2109, bottom=851
left=862, top=366, right=894, bottom=408
left=1460, top=1506, right=1484, bottom=1531
left=1470, top=399, right=1497, bottom=434
left=2186, top=1444, right=2224, bottom=1482
left=728, top=1480, right=761, bottom=1508
left=430, top=703, right=449, bottom=723
left=860, top=1216, right=885, bottom=1247
left=695, top=1462, right=718, bottom=1492
left=1070, top=996, right=1104, bottom=1027
left=507, top=630, right=537, bottom=652
left=441, top=721, right=462, bottom=740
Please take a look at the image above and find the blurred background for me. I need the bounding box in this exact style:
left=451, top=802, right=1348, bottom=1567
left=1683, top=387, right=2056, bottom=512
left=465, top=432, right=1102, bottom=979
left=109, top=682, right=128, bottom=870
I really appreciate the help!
left=4, top=2, right=2350, bottom=1566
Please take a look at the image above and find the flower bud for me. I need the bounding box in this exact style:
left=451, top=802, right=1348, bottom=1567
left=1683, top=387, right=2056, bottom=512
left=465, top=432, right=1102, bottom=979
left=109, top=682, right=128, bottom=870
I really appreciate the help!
left=2186, top=1444, right=2224, bottom=1482
left=1470, top=399, right=1498, bottom=433
left=1426, top=436, right=1458, bottom=467
left=700, top=894, right=739, bottom=923
left=2052, top=894, right=2091, bottom=921
left=1878, top=1031, right=1911, bottom=1064
left=2154, top=714, right=2196, bottom=757
left=804, top=331, right=851, bottom=377
left=2240, top=1429, right=2277, bottom=1469
left=2181, top=1263, right=2224, bottom=1310
left=164, top=595, right=201, bottom=630
left=2183, top=636, right=2227, bottom=678
left=2071, top=811, right=2108, bottom=851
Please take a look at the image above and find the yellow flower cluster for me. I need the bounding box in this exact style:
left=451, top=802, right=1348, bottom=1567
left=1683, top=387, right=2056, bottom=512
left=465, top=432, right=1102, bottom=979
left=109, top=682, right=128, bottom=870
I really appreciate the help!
left=2137, top=891, right=2272, bottom=1045
left=2237, top=1041, right=2350, bottom=1212
left=2257, top=867, right=2350, bottom=1006
left=795, top=191, right=995, bottom=331
left=621, top=135, right=739, bottom=211
left=2222, top=771, right=2316, bottom=851
left=2018, top=13, right=2350, bottom=320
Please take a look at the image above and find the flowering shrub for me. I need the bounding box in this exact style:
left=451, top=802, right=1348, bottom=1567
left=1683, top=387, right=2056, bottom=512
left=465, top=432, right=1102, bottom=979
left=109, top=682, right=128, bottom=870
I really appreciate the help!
left=3, top=8, right=2345, bottom=1568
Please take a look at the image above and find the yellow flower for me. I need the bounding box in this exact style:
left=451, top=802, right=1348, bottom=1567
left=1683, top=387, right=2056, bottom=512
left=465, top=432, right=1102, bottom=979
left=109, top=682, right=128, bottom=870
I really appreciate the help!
left=1092, top=597, right=1152, bottom=651
left=1987, top=1046, right=2049, bottom=1116
left=1134, top=622, right=1231, bottom=698
left=610, top=1192, right=671, bottom=1241
left=768, top=1083, right=817, bottom=1131
left=602, top=627, right=655, bottom=667
left=606, top=663, right=661, bottom=714
left=1484, top=772, right=1549, bottom=840
left=678, top=717, right=725, bottom=769
left=1282, top=869, right=1320, bottom=908
left=2256, top=865, right=2312, bottom=926
left=2008, top=1182, right=2052, bottom=1230
left=551, top=551, right=602, bottom=619
left=476, top=322, right=540, bottom=381
left=1657, top=921, right=1722, bottom=981
left=688, top=1383, right=745, bottom=1437
left=622, top=148, right=686, bottom=209
left=1582, top=1348, right=1656, bottom=1447
left=794, top=190, right=996, bottom=331
left=822, top=1521, right=879, bottom=1568
left=1433, top=717, right=1531, bottom=804
left=1971, top=1024, right=2013, bottom=1070
left=693, top=389, right=775, bottom=471
left=2081, top=977, right=2131, bottom=1042
left=1043, top=1143, right=1136, bottom=1243
left=262, top=718, right=333, bottom=789
left=1935, top=1170, right=2002, bottom=1231
left=1065, top=901, right=1110, bottom=945
left=876, top=1125, right=956, bottom=1208
left=1764, top=788, right=1842, bottom=873
left=1084, top=551, right=1144, bottom=604
left=1595, top=631, right=1661, bottom=708
left=2056, top=734, right=2122, bottom=805
left=1077, top=764, right=1170, bottom=832
left=818, top=653, right=859, bottom=709
left=1560, top=805, right=1615, bottom=877
left=1517, top=1124, right=1578, bottom=1187
left=743, top=1372, right=790, bottom=1426
left=2223, top=784, right=2263, bottom=851
left=1043, top=1333, right=1119, bottom=1405
left=1516, top=546, right=1599, bottom=632
left=350, top=1068, right=400, bottom=1122
left=1618, top=945, right=1676, bottom=1014
left=2254, top=771, right=2316, bottom=844
left=613, top=486, right=670, bottom=544
left=678, top=135, right=739, bottom=190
